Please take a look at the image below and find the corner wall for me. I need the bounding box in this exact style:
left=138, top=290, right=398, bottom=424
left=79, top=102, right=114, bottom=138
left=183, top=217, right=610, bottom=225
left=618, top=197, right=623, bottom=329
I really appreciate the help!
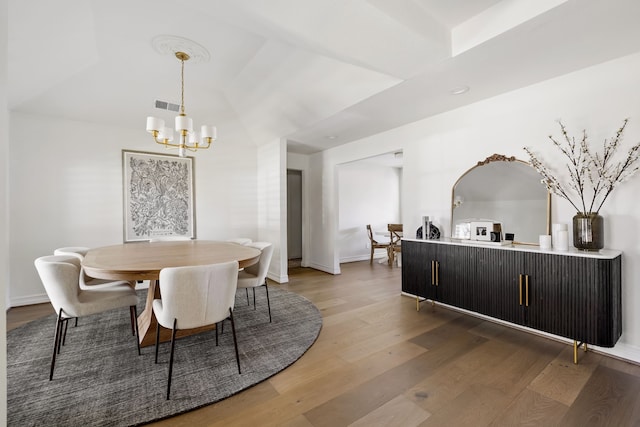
left=258, top=139, right=288, bottom=283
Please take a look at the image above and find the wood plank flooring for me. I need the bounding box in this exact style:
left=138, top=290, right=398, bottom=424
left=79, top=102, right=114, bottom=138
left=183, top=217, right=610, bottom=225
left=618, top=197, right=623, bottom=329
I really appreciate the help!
left=8, top=260, right=640, bottom=426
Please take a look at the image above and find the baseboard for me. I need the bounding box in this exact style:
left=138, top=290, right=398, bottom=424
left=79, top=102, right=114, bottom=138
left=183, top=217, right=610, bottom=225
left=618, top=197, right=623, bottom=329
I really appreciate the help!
left=11, top=293, right=49, bottom=307
left=342, top=254, right=394, bottom=264
left=307, top=262, right=339, bottom=275
left=267, top=271, right=288, bottom=284
left=401, top=292, right=640, bottom=365
left=339, top=255, right=370, bottom=263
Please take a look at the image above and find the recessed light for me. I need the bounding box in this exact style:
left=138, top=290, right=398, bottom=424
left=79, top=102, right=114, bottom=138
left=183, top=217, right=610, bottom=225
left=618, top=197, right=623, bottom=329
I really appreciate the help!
left=325, top=135, right=337, bottom=140
left=450, top=85, right=470, bottom=95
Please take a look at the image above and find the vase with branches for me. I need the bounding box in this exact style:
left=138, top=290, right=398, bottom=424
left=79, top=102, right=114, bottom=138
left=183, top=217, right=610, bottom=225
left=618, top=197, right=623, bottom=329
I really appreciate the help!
left=524, top=119, right=640, bottom=250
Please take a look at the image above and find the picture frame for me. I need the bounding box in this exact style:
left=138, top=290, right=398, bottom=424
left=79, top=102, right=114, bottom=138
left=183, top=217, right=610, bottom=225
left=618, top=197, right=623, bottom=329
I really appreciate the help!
left=122, top=150, right=196, bottom=242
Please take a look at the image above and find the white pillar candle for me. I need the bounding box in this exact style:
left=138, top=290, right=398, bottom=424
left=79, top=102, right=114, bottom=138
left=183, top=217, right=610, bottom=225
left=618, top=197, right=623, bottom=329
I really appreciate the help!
left=539, top=234, right=552, bottom=250
left=553, top=223, right=568, bottom=232
left=553, top=223, right=569, bottom=250
left=554, top=230, right=569, bottom=251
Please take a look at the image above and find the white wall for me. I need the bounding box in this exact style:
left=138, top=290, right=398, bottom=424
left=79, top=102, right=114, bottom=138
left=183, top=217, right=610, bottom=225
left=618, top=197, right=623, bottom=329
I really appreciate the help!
left=257, top=139, right=288, bottom=283
left=309, top=51, right=640, bottom=362
left=337, top=162, right=401, bottom=262
left=1, top=0, right=9, bottom=420
left=9, top=112, right=259, bottom=306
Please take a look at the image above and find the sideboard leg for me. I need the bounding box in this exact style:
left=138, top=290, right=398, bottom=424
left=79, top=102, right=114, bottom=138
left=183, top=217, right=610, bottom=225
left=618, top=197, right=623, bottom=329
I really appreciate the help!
left=416, top=296, right=420, bottom=312
left=573, top=340, right=587, bottom=364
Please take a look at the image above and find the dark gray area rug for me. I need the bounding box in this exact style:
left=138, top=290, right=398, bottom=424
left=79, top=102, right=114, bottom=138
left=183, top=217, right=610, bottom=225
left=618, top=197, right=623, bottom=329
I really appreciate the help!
left=8, top=287, right=322, bottom=426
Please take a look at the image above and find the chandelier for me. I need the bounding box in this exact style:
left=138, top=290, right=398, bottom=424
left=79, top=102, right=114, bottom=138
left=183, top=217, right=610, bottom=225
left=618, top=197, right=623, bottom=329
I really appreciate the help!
left=145, top=51, right=216, bottom=157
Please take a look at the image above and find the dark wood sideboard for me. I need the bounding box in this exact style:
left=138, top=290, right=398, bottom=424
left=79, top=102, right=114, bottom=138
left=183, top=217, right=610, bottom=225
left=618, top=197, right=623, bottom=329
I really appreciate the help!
left=401, top=238, right=622, bottom=363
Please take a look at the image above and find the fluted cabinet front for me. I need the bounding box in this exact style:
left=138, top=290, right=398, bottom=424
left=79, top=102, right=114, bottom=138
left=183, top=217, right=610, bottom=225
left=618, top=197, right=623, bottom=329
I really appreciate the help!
left=401, top=239, right=622, bottom=349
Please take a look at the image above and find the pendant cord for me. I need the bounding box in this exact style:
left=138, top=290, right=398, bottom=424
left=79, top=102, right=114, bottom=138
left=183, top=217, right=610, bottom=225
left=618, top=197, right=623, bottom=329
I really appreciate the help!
left=180, top=59, right=185, bottom=115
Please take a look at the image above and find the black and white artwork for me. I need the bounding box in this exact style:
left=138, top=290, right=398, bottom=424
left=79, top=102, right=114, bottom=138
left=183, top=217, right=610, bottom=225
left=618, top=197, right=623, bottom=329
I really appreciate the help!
left=122, top=150, right=195, bottom=242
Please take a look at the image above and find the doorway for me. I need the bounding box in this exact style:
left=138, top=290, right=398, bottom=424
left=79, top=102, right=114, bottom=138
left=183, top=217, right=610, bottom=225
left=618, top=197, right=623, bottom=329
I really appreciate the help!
left=287, top=169, right=303, bottom=269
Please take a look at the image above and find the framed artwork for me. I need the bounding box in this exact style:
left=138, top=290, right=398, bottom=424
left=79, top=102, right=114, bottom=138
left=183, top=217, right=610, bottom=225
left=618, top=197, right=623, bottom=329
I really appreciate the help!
left=122, top=150, right=196, bottom=242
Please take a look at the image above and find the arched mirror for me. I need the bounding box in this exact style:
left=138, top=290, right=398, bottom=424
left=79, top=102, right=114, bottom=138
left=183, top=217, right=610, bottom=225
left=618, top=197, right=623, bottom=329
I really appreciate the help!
left=451, top=154, right=551, bottom=245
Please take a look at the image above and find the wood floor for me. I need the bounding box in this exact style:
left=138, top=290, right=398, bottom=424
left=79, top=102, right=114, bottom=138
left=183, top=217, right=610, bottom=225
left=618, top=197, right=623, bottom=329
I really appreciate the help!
left=8, top=260, right=640, bottom=426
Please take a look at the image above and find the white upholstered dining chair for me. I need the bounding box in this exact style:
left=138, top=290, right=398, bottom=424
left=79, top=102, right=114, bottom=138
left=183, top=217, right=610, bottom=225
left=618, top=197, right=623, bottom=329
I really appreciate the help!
left=54, top=246, right=135, bottom=290
left=226, top=238, right=252, bottom=245
left=237, top=242, right=274, bottom=323
left=148, top=236, right=193, bottom=242
left=34, top=255, right=140, bottom=380
left=152, top=260, right=241, bottom=400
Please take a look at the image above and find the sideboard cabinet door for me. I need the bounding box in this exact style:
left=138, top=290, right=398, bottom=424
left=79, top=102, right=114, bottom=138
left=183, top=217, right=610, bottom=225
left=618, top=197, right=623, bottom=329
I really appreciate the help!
left=437, top=244, right=477, bottom=312
left=401, top=240, right=437, bottom=301
left=475, top=247, right=524, bottom=325
left=571, top=256, right=622, bottom=347
left=523, top=252, right=576, bottom=339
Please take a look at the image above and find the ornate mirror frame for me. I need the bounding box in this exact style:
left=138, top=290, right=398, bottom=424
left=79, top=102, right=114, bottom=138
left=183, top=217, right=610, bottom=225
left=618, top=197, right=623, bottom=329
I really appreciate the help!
left=451, top=154, right=551, bottom=245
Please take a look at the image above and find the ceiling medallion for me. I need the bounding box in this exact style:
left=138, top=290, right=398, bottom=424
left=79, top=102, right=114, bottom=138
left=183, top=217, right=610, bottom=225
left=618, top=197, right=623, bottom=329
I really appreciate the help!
left=151, top=35, right=210, bottom=64
left=450, top=85, right=470, bottom=95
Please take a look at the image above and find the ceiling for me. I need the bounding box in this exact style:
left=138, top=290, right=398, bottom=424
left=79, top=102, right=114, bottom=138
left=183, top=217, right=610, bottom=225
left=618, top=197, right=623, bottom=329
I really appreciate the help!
left=8, top=0, right=640, bottom=155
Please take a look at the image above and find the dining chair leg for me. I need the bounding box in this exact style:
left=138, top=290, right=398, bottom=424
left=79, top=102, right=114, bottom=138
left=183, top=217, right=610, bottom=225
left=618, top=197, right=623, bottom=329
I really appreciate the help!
left=229, top=309, right=241, bottom=374
left=49, top=309, right=63, bottom=381
left=131, top=306, right=141, bottom=356
left=264, top=281, right=272, bottom=323
left=252, top=288, right=256, bottom=309
left=61, top=318, right=70, bottom=347
left=215, top=322, right=219, bottom=346
left=370, top=246, right=374, bottom=264
left=154, top=322, right=161, bottom=364
left=74, top=318, right=78, bottom=327
left=129, top=306, right=135, bottom=336
left=245, top=288, right=250, bottom=306
left=167, top=318, right=178, bottom=400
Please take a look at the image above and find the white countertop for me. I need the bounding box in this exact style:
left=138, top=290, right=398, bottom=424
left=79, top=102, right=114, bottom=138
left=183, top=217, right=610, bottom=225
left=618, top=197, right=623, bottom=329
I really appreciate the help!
left=402, top=237, right=622, bottom=259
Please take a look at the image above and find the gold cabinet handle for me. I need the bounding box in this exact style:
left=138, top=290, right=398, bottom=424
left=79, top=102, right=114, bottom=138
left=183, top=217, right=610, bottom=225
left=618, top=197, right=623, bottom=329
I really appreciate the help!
left=435, top=261, right=439, bottom=286
left=519, top=274, right=523, bottom=306
left=525, top=275, right=529, bottom=307
left=431, top=260, right=435, bottom=285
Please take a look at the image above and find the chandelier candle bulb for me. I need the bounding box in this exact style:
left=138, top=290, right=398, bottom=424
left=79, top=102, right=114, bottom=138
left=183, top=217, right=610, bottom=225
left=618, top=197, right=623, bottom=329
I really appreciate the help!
left=146, top=117, right=164, bottom=132
left=201, top=125, right=216, bottom=140
left=175, top=116, right=193, bottom=133
left=158, top=127, right=174, bottom=142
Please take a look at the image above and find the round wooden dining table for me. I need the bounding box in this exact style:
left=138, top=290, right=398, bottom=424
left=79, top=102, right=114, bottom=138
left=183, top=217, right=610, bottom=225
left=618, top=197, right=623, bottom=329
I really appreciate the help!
left=83, top=240, right=262, bottom=347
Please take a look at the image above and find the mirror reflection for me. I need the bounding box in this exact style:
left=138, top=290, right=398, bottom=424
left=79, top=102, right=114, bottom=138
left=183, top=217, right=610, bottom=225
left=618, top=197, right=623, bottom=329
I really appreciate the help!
left=451, top=154, right=549, bottom=244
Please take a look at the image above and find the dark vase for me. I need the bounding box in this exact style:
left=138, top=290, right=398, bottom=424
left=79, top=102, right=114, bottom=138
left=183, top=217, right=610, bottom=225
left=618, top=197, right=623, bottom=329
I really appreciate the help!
left=572, top=212, right=604, bottom=251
